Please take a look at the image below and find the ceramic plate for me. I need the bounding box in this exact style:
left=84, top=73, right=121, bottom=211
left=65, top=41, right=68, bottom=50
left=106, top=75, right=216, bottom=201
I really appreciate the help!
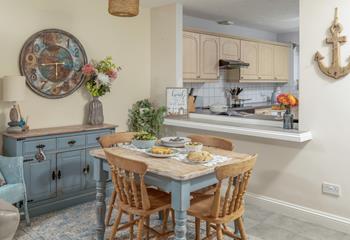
left=144, top=148, right=180, bottom=158
left=160, top=137, right=191, bottom=148
left=183, top=158, right=212, bottom=165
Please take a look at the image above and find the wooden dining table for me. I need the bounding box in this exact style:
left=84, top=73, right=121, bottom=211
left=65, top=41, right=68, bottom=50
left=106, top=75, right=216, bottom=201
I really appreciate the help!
left=90, top=146, right=253, bottom=240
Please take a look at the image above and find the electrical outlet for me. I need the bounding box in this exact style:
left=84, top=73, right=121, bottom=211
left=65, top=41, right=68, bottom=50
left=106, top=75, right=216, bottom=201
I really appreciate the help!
left=322, top=182, right=341, bottom=197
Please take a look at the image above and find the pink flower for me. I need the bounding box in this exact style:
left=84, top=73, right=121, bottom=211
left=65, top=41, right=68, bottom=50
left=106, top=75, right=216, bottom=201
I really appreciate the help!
left=106, top=70, right=118, bottom=80
left=82, top=64, right=96, bottom=75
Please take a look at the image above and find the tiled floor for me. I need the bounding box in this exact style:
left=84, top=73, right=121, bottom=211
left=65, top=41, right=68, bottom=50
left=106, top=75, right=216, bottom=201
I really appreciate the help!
left=14, top=200, right=350, bottom=240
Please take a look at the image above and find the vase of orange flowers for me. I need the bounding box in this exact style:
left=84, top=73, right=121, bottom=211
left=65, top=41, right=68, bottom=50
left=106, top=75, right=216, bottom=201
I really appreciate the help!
left=277, top=93, right=298, bottom=129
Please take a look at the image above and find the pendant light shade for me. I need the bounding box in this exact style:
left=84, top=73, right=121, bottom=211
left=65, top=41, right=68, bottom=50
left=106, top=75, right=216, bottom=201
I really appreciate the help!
left=109, top=0, right=139, bottom=17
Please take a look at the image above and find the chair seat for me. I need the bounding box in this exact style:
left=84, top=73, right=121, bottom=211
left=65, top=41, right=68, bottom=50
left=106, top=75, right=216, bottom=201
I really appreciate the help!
left=0, top=183, right=25, bottom=204
left=119, top=188, right=171, bottom=216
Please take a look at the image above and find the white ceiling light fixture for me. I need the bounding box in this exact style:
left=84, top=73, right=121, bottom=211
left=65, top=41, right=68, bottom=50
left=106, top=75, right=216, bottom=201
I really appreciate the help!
left=217, top=20, right=235, bottom=25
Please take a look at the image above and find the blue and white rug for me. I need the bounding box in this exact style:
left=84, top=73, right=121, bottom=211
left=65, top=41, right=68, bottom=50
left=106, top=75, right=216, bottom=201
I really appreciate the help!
left=14, top=200, right=262, bottom=240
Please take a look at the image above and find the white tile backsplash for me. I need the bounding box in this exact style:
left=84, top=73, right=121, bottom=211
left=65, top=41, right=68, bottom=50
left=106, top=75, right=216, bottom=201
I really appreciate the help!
left=184, top=71, right=297, bottom=107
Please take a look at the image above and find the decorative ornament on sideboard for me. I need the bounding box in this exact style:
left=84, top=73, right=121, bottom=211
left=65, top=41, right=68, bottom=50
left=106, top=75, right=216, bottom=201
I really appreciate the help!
left=108, top=0, right=139, bottom=17
left=1, top=76, right=29, bottom=132
left=19, top=29, right=87, bottom=98
left=314, top=8, right=350, bottom=79
left=82, top=57, right=121, bottom=125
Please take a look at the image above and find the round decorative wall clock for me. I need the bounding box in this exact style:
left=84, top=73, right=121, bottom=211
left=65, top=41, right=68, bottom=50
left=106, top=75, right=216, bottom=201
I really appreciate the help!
left=19, top=29, right=87, bottom=98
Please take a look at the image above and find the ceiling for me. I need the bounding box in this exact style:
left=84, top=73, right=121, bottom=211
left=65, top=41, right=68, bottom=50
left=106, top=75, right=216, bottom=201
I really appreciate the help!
left=141, top=0, right=299, bottom=33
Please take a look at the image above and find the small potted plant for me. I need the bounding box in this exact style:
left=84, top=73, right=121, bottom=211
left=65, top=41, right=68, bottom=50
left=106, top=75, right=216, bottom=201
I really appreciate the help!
left=277, top=93, right=298, bottom=129
left=82, top=57, right=121, bottom=125
left=132, top=132, right=157, bottom=149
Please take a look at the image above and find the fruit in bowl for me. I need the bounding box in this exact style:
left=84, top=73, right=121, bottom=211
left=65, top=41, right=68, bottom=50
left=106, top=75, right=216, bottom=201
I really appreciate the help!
left=184, top=142, right=203, bottom=152
left=132, top=132, right=157, bottom=149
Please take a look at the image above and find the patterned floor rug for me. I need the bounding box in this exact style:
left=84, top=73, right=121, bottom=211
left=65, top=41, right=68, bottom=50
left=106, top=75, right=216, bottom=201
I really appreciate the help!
left=14, top=200, right=262, bottom=240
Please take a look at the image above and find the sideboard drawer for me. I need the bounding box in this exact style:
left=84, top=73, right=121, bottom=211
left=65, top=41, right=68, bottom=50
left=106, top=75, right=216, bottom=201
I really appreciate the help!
left=86, top=130, right=111, bottom=147
left=23, top=138, right=57, bottom=156
left=57, top=135, right=86, bottom=151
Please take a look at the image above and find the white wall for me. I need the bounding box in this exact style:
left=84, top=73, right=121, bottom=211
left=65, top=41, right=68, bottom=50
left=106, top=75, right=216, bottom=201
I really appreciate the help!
left=184, top=15, right=278, bottom=42
left=168, top=0, right=350, bottom=232
left=150, top=3, right=183, bottom=106
left=0, top=0, right=151, bottom=139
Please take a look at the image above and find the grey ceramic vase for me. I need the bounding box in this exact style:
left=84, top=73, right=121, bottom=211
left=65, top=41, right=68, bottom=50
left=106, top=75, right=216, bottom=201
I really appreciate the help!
left=88, top=96, right=104, bottom=125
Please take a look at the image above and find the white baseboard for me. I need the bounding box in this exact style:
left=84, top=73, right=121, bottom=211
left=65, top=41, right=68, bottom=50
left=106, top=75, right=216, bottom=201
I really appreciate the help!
left=245, top=192, right=350, bottom=234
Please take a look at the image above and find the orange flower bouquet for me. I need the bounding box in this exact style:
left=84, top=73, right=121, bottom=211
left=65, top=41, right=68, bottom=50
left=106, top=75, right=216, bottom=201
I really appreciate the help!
left=277, top=93, right=298, bottom=110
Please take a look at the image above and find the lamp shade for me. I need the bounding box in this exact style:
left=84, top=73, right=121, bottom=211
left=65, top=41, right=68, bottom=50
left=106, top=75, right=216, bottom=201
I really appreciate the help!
left=2, top=76, right=26, bottom=102
left=109, top=0, right=139, bottom=17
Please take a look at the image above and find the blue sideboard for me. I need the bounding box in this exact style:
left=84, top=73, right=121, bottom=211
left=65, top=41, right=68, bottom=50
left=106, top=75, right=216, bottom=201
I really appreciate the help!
left=2, top=124, right=117, bottom=216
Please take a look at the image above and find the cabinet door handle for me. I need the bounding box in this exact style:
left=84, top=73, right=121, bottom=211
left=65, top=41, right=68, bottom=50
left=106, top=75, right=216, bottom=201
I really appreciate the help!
left=52, top=171, right=56, bottom=181
left=96, top=137, right=100, bottom=141
left=24, top=159, right=34, bottom=163
left=68, top=140, right=76, bottom=146
left=57, top=170, right=61, bottom=179
left=196, top=75, right=200, bottom=79
left=36, top=144, right=46, bottom=149
left=86, top=164, right=90, bottom=173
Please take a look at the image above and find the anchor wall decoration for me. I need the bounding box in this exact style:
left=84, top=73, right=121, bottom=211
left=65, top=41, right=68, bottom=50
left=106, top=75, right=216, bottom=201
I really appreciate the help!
left=314, top=8, right=350, bottom=79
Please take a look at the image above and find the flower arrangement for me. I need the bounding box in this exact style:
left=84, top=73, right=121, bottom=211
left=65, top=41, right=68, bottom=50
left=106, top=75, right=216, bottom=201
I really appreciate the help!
left=82, top=57, right=121, bottom=97
left=277, top=93, right=298, bottom=111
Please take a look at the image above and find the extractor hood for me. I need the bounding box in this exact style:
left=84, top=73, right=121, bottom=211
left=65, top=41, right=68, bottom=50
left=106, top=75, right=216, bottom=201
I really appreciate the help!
left=219, top=59, right=249, bottom=69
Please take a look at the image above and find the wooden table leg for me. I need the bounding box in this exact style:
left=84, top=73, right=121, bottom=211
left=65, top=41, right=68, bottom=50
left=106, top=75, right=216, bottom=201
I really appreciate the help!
left=94, top=158, right=108, bottom=240
left=171, top=180, right=190, bottom=240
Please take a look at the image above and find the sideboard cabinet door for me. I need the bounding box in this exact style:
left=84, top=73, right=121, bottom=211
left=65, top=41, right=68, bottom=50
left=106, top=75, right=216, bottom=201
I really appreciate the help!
left=56, top=150, right=85, bottom=194
left=24, top=153, right=56, bottom=202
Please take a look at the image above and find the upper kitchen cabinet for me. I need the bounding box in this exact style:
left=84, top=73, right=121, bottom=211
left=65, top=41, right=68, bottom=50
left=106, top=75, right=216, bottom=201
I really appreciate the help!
left=241, top=40, right=259, bottom=80
left=274, top=45, right=289, bottom=81
left=199, top=34, right=220, bottom=80
left=220, top=37, right=240, bottom=61
left=258, top=43, right=274, bottom=80
left=183, top=31, right=200, bottom=79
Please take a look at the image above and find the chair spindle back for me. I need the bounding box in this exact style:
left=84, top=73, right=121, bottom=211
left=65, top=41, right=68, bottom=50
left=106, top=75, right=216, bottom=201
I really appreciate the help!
left=211, top=154, right=257, bottom=218
left=104, top=150, right=151, bottom=210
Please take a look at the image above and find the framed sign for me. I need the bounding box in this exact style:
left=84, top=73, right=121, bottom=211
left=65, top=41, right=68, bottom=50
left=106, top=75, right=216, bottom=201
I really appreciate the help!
left=166, top=88, right=188, bottom=117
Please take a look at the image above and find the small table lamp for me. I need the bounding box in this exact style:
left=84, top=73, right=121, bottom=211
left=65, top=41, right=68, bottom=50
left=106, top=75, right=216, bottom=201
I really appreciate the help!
left=1, top=76, right=26, bottom=132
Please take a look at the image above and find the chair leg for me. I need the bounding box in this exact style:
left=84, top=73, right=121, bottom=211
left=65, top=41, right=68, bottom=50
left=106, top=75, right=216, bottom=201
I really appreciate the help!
left=216, top=224, right=223, bottom=240
left=129, top=214, right=134, bottom=239
left=137, top=217, right=145, bottom=240
left=109, top=209, right=122, bottom=240
left=170, top=209, right=175, bottom=228
left=195, top=218, right=200, bottom=240
left=146, top=216, right=150, bottom=240
left=106, top=190, right=117, bottom=225
left=206, top=221, right=210, bottom=238
left=162, top=209, right=168, bottom=231
left=24, top=200, right=30, bottom=226
left=237, top=217, right=248, bottom=240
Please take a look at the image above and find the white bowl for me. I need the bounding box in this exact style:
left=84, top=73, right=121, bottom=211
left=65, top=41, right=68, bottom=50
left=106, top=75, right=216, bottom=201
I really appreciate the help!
left=184, top=142, right=203, bottom=152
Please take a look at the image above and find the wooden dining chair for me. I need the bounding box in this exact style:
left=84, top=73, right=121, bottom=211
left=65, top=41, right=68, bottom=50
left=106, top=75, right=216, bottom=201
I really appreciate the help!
left=187, top=134, right=235, bottom=151
left=99, top=132, right=138, bottom=226
left=104, top=150, right=174, bottom=240
left=187, top=154, right=257, bottom=240
left=188, top=134, right=235, bottom=196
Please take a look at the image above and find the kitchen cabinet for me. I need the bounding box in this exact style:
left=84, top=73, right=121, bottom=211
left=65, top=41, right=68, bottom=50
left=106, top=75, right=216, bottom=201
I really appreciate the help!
left=200, top=34, right=220, bottom=79
left=274, top=45, right=289, bottom=81
left=183, top=31, right=200, bottom=79
left=241, top=40, right=259, bottom=80
left=258, top=43, right=274, bottom=80
left=2, top=124, right=116, bottom=215
left=220, top=37, right=240, bottom=61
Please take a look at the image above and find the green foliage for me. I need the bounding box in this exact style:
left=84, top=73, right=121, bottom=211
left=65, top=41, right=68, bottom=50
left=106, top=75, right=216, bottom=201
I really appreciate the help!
left=85, top=77, right=110, bottom=97
left=96, top=56, right=117, bottom=73
left=133, top=132, right=157, bottom=140
left=128, top=99, right=166, bottom=137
